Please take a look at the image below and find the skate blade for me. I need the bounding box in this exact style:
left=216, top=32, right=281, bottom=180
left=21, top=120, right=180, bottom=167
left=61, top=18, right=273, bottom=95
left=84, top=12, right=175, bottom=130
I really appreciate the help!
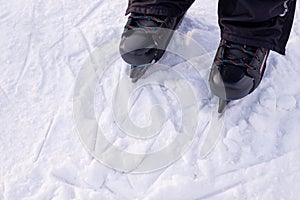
left=218, top=98, right=230, bottom=114
left=130, top=66, right=150, bottom=83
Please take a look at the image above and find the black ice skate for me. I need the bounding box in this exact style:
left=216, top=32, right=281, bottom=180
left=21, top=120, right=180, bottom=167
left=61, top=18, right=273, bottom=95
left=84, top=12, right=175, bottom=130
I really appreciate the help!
left=119, top=13, right=185, bottom=82
left=209, top=39, right=270, bottom=113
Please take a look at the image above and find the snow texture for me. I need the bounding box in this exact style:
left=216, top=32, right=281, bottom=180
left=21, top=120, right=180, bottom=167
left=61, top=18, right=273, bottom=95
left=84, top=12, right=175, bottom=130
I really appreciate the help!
left=1, top=0, right=300, bottom=199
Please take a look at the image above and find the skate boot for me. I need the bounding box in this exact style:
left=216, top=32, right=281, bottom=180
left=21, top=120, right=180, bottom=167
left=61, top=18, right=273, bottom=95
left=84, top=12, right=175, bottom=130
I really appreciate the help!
left=209, top=39, right=270, bottom=113
left=119, top=12, right=185, bottom=82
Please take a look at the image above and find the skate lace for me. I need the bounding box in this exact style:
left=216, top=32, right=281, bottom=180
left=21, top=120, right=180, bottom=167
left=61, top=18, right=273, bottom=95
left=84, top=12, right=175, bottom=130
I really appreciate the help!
left=218, top=42, right=261, bottom=70
left=125, top=14, right=167, bottom=30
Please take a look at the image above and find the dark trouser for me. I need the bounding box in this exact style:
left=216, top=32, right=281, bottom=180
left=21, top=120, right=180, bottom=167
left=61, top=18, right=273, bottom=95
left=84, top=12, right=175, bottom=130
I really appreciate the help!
left=126, top=0, right=297, bottom=54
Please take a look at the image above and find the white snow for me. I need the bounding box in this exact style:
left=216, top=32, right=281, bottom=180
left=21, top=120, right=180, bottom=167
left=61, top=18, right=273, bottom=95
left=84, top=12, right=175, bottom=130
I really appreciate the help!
left=1, top=0, right=300, bottom=199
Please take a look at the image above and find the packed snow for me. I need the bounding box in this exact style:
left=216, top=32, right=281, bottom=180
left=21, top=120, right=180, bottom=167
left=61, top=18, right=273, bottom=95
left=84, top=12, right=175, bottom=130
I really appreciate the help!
left=1, top=0, right=300, bottom=199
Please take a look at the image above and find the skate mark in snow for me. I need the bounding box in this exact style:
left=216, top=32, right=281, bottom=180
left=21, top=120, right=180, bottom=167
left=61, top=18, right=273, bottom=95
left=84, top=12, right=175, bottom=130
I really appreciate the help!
left=0, top=86, right=9, bottom=102
left=33, top=118, right=54, bottom=163
left=199, top=104, right=225, bottom=159
left=195, top=181, right=242, bottom=200
left=51, top=172, right=77, bottom=187
left=14, top=4, right=36, bottom=93
left=79, top=28, right=95, bottom=63
left=0, top=11, right=10, bottom=23
left=14, top=32, right=32, bottom=93
left=74, top=1, right=104, bottom=27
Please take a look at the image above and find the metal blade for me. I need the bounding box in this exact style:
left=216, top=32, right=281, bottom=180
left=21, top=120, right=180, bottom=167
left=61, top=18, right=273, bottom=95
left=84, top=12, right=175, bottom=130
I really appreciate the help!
left=218, top=98, right=230, bottom=114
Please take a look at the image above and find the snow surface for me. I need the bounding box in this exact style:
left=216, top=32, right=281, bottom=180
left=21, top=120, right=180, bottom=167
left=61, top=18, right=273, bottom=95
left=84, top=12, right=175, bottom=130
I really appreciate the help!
left=1, top=0, right=300, bottom=199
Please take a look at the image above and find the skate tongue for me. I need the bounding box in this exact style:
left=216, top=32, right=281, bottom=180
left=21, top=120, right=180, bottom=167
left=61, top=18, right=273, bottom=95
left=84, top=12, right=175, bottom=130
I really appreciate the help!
left=228, top=48, right=248, bottom=59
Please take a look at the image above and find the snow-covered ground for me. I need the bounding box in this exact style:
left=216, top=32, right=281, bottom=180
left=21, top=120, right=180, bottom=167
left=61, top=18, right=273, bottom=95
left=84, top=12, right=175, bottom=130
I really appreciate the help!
left=1, top=0, right=300, bottom=199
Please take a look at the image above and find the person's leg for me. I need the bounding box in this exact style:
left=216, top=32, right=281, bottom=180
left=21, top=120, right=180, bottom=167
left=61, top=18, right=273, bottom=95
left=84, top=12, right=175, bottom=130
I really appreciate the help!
left=210, top=0, right=297, bottom=112
left=120, top=0, right=195, bottom=82
left=218, top=0, right=297, bottom=55
left=126, top=0, right=195, bottom=17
